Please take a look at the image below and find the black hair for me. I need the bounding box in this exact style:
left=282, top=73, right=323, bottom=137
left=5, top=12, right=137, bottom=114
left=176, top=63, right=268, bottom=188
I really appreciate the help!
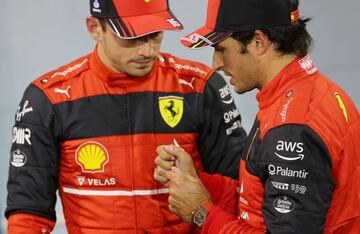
left=231, top=0, right=312, bottom=57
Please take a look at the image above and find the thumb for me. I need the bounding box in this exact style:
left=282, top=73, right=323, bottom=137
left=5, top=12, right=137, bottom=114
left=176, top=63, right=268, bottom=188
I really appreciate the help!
left=163, top=145, right=190, bottom=163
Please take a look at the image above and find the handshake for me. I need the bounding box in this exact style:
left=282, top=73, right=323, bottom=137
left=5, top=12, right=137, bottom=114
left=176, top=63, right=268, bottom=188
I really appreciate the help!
left=153, top=145, right=212, bottom=224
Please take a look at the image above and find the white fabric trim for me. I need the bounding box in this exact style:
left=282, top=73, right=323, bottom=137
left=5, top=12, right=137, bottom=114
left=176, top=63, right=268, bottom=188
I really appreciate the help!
left=63, top=187, right=169, bottom=196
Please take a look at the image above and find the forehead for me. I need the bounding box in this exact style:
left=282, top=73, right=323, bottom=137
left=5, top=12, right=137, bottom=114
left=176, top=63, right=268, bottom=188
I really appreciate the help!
left=214, top=37, right=236, bottom=48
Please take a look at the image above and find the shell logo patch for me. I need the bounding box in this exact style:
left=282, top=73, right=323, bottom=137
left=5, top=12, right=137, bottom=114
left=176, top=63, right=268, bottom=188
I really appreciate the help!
left=159, top=96, right=184, bottom=128
left=335, top=92, right=348, bottom=122
left=75, top=141, right=109, bottom=173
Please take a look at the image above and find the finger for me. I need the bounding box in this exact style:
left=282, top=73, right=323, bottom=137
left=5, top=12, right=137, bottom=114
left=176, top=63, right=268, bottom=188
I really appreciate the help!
left=153, top=168, right=169, bottom=185
left=156, top=145, right=176, bottom=160
left=154, top=156, right=175, bottom=170
left=166, top=169, right=181, bottom=184
left=163, top=146, right=193, bottom=165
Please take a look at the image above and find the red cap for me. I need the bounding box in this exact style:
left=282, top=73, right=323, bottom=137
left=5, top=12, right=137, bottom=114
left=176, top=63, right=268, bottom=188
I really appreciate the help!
left=180, top=0, right=231, bottom=49
left=90, top=0, right=183, bottom=39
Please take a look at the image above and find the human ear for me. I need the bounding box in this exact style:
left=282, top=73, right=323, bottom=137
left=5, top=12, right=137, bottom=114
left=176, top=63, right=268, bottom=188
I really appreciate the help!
left=86, top=16, right=103, bottom=41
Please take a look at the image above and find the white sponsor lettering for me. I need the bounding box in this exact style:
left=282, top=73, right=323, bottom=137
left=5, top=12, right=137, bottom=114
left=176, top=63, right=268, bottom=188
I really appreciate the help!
left=273, top=196, right=295, bottom=214
left=77, top=176, right=117, bottom=187
left=88, top=178, right=116, bottom=186
left=11, top=149, right=27, bottom=167
left=219, top=85, right=234, bottom=104
left=268, top=164, right=309, bottom=179
left=175, top=64, right=207, bottom=76
left=180, top=33, right=214, bottom=46
left=224, top=108, right=240, bottom=124
left=291, top=184, right=307, bottom=194
left=51, top=59, right=88, bottom=79
left=166, top=18, right=182, bottom=27
left=55, top=85, right=71, bottom=98
left=271, top=181, right=289, bottom=190
left=275, top=140, right=304, bottom=161
left=280, top=97, right=294, bottom=122
left=226, top=120, right=241, bottom=135
left=16, top=100, right=33, bottom=122
left=12, top=127, right=32, bottom=145
left=179, top=77, right=195, bottom=89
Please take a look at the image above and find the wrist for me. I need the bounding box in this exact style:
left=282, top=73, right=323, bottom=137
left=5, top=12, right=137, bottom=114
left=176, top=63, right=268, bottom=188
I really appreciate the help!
left=191, top=202, right=214, bottom=229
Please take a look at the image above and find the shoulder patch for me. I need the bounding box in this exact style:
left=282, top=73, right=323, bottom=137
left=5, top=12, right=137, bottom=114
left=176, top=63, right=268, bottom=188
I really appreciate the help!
left=33, top=56, right=90, bottom=90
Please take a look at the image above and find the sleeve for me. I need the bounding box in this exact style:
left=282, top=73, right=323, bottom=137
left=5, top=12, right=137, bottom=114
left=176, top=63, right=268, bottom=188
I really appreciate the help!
left=199, top=172, right=238, bottom=215
left=200, top=124, right=335, bottom=234
left=199, top=173, right=264, bottom=234
left=258, top=125, right=335, bottom=234
left=198, top=72, right=247, bottom=179
left=5, top=84, right=61, bottom=232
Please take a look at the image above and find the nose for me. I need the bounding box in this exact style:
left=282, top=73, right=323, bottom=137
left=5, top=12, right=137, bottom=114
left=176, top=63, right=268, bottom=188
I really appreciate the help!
left=138, top=40, right=154, bottom=58
left=212, top=51, right=224, bottom=71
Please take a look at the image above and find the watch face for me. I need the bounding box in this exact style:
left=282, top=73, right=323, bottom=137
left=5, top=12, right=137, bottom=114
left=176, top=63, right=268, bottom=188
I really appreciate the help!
left=192, top=207, right=208, bottom=228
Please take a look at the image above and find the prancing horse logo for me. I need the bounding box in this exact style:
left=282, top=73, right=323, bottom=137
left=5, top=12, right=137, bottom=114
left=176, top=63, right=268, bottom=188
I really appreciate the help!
left=159, top=96, right=184, bottom=128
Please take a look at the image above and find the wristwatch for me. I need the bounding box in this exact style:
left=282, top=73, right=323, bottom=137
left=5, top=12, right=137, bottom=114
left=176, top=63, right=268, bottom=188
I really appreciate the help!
left=191, top=202, right=214, bottom=229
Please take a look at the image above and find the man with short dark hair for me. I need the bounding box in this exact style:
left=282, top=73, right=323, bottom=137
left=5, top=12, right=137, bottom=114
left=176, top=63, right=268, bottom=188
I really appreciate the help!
left=5, top=0, right=247, bottom=233
left=154, top=0, right=360, bottom=233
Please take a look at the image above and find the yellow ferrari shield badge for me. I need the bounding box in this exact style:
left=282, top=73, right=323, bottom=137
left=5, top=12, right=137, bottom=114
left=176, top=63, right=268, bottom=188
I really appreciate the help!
left=159, top=96, right=184, bottom=128
left=144, top=0, right=151, bottom=3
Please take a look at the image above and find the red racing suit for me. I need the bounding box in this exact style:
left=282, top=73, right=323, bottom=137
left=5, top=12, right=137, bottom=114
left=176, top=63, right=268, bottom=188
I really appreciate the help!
left=200, top=56, right=360, bottom=233
left=6, top=49, right=247, bottom=233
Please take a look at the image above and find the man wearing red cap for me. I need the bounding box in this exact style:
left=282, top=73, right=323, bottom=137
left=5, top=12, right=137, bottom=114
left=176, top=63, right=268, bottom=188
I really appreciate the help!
left=5, top=0, right=247, bottom=233
left=154, top=0, right=360, bottom=233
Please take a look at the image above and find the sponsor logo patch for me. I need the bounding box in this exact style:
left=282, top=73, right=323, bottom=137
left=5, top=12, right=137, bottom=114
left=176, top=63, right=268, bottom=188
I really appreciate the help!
left=166, top=18, right=182, bottom=27
left=159, top=96, right=184, bottom=128
left=226, top=120, right=241, bottom=136
left=179, top=77, right=195, bottom=89
left=75, top=142, right=109, bottom=173
left=224, top=108, right=240, bottom=124
left=268, top=164, right=309, bottom=179
left=77, top=176, right=116, bottom=187
left=174, top=64, right=207, bottom=76
left=299, top=55, right=317, bottom=75
left=280, top=97, right=294, bottom=122
left=275, top=140, right=304, bottom=161
left=16, top=100, right=33, bottom=122
left=11, top=149, right=27, bottom=167
left=92, top=0, right=101, bottom=13
left=273, top=196, right=295, bottom=214
left=55, top=85, right=71, bottom=98
left=219, top=85, right=234, bottom=104
left=12, top=127, right=32, bottom=145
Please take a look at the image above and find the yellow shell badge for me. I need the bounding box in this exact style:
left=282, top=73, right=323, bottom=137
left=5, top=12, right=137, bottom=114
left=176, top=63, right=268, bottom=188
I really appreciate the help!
left=335, top=92, right=348, bottom=122
left=75, top=142, right=109, bottom=173
left=159, top=96, right=184, bottom=128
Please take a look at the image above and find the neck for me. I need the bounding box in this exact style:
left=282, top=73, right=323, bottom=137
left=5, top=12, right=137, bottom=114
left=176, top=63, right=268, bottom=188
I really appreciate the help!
left=259, top=53, right=298, bottom=89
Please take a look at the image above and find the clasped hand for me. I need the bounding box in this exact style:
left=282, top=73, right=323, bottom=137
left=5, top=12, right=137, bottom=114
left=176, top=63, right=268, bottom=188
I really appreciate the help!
left=153, top=145, right=211, bottom=223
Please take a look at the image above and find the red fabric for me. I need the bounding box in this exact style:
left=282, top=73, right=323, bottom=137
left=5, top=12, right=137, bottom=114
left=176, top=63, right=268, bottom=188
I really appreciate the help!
left=8, top=214, right=54, bottom=234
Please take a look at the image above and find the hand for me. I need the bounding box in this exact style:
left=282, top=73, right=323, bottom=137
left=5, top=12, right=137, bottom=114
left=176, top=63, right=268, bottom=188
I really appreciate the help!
left=154, top=145, right=197, bottom=185
left=167, top=166, right=212, bottom=223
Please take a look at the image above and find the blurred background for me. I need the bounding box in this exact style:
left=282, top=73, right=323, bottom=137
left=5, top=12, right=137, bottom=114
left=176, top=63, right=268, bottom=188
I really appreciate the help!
left=1, top=0, right=359, bottom=233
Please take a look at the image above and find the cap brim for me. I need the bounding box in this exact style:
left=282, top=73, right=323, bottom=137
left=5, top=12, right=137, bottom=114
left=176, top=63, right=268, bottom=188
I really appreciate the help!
left=180, top=26, right=232, bottom=49
left=106, top=10, right=183, bottom=39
